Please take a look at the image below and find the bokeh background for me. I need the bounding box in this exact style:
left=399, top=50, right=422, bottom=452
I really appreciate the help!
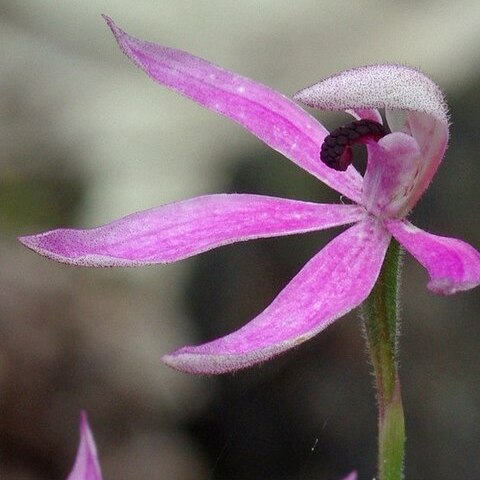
left=1, top=1, right=480, bottom=479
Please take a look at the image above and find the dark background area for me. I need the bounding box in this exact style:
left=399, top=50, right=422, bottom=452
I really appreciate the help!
left=1, top=2, right=479, bottom=479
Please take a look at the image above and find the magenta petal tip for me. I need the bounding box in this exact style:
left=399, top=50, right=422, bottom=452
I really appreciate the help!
left=101, top=14, right=122, bottom=38
left=67, top=411, right=102, bottom=480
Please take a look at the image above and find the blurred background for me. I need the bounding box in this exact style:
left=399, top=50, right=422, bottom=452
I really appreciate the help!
left=1, top=1, right=479, bottom=479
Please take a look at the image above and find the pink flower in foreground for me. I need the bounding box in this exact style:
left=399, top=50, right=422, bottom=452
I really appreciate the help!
left=20, top=17, right=480, bottom=374
left=67, top=412, right=102, bottom=480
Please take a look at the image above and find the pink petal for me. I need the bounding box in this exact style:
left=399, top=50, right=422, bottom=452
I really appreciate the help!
left=163, top=217, right=391, bottom=373
left=102, top=15, right=363, bottom=202
left=401, top=111, right=449, bottom=212
left=19, top=194, right=365, bottom=266
left=386, top=219, right=480, bottom=295
left=294, top=64, right=449, bottom=210
left=362, top=132, right=421, bottom=217
left=341, top=473, right=357, bottom=480
left=67, top=412, right=103, bottom=480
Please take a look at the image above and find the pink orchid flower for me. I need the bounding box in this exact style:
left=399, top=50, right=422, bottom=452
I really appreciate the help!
left=67, top=412, right=103, bottom=480
left=20, top=17, right=480, bottom=374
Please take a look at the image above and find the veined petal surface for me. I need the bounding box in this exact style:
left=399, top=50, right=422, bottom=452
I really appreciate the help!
left=362, top=132, right=421, bottom=217
left=19, top=195, right=365, bottom=266
left=67, top=412, right=102, bottom=480
left=402, top=112, right=449, bottom=211
left=103, top=16, right=363, bottom=202
left=163, top=217, right=391, bottom=374
left=386, top=219, right=480, bottom=295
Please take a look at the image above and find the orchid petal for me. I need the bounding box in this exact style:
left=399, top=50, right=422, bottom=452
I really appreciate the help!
left=67, top=412, right=102, bottom=480
left=19, top=195, right=365, bottom=266
left=341, top=473, right=357, bottom=480
left=386, top=219, right=480, bottom=295
left=362, top=132, right=422, bottom=217
left=102, top=16, right=363, bottom=202
left=294, top=64, right=449, bottom=209
left=401, top=111, right=449, bottom=211
left=162, top=218, right=390, bottom=373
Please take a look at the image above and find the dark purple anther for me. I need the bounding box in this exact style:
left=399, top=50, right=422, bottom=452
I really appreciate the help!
left=320, top=119, right=390, bottom=171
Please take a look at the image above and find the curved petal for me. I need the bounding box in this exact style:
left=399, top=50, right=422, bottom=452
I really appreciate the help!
left=341, top=473, right=357, bottom=480
left=294, top=64, right=449, bottom=209
left=386, top=219, right=480, bottom=295
left=19, top=194, right=366, bottom=266
left=401, top=111, right=449, bottom=211
left=162, top=217, right=391, bottom=374
left=362, top=132, right=422, bottom=217
left=102, top=16, right=363, bottom=202
left=67, top=412, right=103, bottom=480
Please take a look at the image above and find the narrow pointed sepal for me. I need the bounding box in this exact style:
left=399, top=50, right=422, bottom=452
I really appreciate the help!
left=163, top=218, right=391, bottom=373
left=19, top=195, right=365, bottom=266
left=67, top=412, right=103, bottom=480
left=386, top=219, right=480, bottom=294
left=102, top=15, right=363, bottom=201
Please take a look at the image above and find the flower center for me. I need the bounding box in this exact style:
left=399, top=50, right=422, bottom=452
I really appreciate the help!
left=320, top=120, right=390, bottom=171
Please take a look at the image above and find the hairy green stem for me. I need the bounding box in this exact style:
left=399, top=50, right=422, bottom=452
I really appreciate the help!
left=363, top=239, right=405, bottom=480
